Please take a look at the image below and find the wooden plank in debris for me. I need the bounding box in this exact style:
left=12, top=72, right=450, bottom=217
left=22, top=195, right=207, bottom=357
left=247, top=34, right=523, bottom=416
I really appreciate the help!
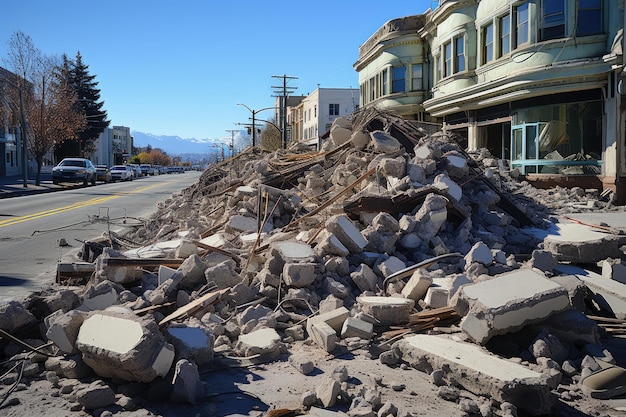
left=104, top=258, right=184, bottom=269
left=158, top=288, right=230, bottom=326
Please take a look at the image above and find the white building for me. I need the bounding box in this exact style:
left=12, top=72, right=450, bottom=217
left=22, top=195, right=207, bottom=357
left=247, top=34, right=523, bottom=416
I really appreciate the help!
left=91, top=125, right=133, bottom=167
left=300, top=88, right=360, bottom=146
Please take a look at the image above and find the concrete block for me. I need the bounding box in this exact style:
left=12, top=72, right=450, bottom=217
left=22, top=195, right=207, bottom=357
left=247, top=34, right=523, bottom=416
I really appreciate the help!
left=464, top=242, right=493, bottom=266
left=227, top=215, right=270, bottom=234
left=76, top=310, right=175, bottom=382
left=0, top=301, right=37, bottom=333
left=167, top=323, right=215, bottom=366
left=175, top=240, right=199, bottom=259
left=45, top=309, right=86, bottom=354
left=356, top=296, right=415, bottom=326
left=199, top=233, right=228, bottom=248
left=445, top=154, right=469, bottom=179
left=397, top=335, right=554, bottom=416
left=541, top=223, right=621, bottom=263
left=375, top=256, right=406, bottom=278
left=433, top=173, right=462, bottom=202
left=341, top=317, right=373, bottom=339
left=350, top=130, right=370, bottom=149
left=456, top=268, right=570, bottom=344
left=308, top=321, right=337, bottom=352
left=289, top=354, right=315, bottom=375
left=401, top=270, right=433, bottom=302
left=283, top=262, right=317, bottom=288
left=170, top=359, right=203, bottom=404
left=370, top=130, right=402, bottom=155
left=325, top=214, right=367, bottom=254
left=330, top=125, right=352, bottom=146
left=306, top=307, right=350, bottom=351
left=316, top=377, right=341, bottom=408
left=350, top=264, right=379, bottom=292
left=273, top=240, right=317, bottom=263
left=236, top=328, right=283, bottom=360
left=601, top=258, right=626, bottom=284
left=315, top=230, right=350, bottom=257
left=424, top=286, right=451, bottom=309
left=158, top=265, right=177, bottom=286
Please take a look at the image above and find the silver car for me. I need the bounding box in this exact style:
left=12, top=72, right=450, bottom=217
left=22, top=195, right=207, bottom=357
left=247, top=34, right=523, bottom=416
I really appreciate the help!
left=109, top=165, right=134, bottom=182
left=52, top=157, right=97, bottom=186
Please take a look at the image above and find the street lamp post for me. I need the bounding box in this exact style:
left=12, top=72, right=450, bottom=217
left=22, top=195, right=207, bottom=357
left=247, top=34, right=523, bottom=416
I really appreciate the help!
left=237, top=104, right=278, bottom=147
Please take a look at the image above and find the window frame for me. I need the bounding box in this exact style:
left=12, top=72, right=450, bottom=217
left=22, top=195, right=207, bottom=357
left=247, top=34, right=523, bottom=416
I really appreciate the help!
left=499, top=13, right=511, bottom=57
left=539, top=0, right=566, bottom=41
left=392, top=65, right=405, bottom=93
left=483, top=23, right=494, bottom=64
left=329, top=103, right=339, bottom=116
left=455, top=35, right=465, bottom=73
left=576, top=0, right=603, bottom=36
left=515, top=2, right=530, bottom=48
left=410, top=64, right=423, bottom=91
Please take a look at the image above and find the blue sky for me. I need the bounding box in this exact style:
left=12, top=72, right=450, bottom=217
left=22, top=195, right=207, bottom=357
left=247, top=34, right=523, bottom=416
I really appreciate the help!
left=1, top=1, right=433, bottom=144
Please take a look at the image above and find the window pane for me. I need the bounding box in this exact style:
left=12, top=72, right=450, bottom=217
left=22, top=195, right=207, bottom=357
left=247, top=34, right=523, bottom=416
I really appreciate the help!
left=483, top=24, right=494, bottom=64
left=444, top=42, right=452, bottom=76
left=500, top=14, right=511, bottom=56
left=540, top=0, right=565, bottom=40
left=577, top=0, right=602, bottom=36
left=382, top=68, right=388, bottom=95
left=392, top=66, right=405, bottom=93
left=455, top=36, right=465, bottom=72
left=411, top=64, right=422, bottom=91
left=516, top=3, right=529, bottom=47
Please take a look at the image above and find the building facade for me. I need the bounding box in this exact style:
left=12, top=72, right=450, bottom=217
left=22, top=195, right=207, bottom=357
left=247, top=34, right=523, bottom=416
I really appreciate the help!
left=356, top=0, right=626, bottom=203
left=300, top=88, right=360, bottom=146
left=0, top=67, right=23, bottom=177
left=91, top=125, right=133, bottom=167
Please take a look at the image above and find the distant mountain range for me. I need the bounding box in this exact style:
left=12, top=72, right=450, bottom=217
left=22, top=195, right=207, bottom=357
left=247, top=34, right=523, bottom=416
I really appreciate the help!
left=132, top=131, right=218, bottom=155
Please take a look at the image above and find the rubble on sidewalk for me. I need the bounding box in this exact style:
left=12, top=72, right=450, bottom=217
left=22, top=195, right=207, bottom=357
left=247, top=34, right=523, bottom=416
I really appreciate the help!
left=2, top=109, right=626, bottom=416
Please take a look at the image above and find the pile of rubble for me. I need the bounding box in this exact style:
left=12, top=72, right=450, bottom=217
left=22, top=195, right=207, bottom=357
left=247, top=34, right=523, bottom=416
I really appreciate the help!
left=2, top=109, right=626, bottom=416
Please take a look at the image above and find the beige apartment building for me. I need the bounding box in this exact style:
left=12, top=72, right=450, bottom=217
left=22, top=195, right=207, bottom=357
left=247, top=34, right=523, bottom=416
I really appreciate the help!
left=355, top=0, right=626, bottom=204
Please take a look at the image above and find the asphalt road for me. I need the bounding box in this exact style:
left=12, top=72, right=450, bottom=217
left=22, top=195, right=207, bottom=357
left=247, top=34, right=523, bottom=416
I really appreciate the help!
left=0, top=171, right=202, bottom=304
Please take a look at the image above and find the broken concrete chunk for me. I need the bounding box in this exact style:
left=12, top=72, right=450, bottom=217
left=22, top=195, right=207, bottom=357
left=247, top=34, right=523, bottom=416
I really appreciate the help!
left=316, top=377, right=342, bottom=408
left=433, top=173, right=462, bottom=202
left=464, top=242, right=493, bottom=266
left=325, top=214, right=367, bottom=254
left=283, top=262, right=317, bottom=288
left=356, top=296, right=414, bottom=326
left=235, top=327, right=282, bottom=361
left=456, top=268, right=570, bottom=344
left=273, top=240, right=317, bottom=263
left=170, top=359, right=204, bottom=404
left=401, top=270, right=433, bottom=302
left=204, top=259, right=239, bottom=289
left=350, top=130, right=370, bottom=149
left=315, top=229, right=350, bottom=257
left=307, top=307, right=350, bottom=351
left=0, top=301, right=37, bottom=333
left=330, top=125, right=353, bottom=147
left=158, top=265, right=177, bottom=286
left=369, top=130, right=402, bottom=155
left=397, top=334, right=554, bottom=416
left=340, top=317, right=373, bottom=340
left=289, top=354, right=315, bottom=375
left=45, top=309, right=87, bottom=354
left=350, top=264, right=380, bottom=293
left=601, top=258, right=626, bottom=284
left=167, top=323, right=215, bottom=366
left=76, top=310, right=175, bottom=382
left=74, top=380, right=116, bottom=410
left=175, top=240, right=199, bottom=259
left=542, top=223, right=621, bottom=263
left=414, top=194, right=448, bottom=240
left=177, top=254, right=208, bottom=289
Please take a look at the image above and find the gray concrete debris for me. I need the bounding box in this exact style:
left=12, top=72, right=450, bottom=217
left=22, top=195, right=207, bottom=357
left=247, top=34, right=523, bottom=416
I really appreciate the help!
left=396, top=334, right=554, bottom=416
left=170, top=359, right=205, bottom=404
left=76, top=309, right=175, bottom=382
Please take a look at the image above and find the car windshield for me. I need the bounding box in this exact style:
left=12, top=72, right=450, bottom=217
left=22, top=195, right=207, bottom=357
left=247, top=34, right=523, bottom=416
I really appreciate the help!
left=60, top=160, right=86, bottom=167
left=111, top=166, right=126, bottom=170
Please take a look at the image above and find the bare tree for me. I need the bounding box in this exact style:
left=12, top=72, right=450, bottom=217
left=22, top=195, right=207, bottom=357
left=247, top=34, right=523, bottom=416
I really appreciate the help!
left=259, top=118, right=282, bottom=151
left=1, top=31, right=85, bottom=185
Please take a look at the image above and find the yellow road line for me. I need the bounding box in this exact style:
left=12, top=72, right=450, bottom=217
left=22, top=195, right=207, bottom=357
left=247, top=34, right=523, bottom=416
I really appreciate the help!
left=0, top=183, right=163, bottom=228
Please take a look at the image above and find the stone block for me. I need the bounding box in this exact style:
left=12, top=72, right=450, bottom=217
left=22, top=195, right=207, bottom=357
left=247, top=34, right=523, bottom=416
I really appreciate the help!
left=456, top=268, right=570, bottom=344
left=350, top=264, right=379, bottom=293
left=356, top=296, right=414, bottom=326
left=45, top=309, right=87, bottom=354
left=341, top=317, right=373, bottom=339
left=283, top=262, right=317, bottom=288
left=397, top=335, right=554, bottom=416
left=76, top=310, right=175, bottom=382
left=307, top=307, right=350, bottom=351
left=315, top=230, right=350, bottom=257
left=325, top=214, right=367, bottom=254
left=401, top=270, right=433, bottom=302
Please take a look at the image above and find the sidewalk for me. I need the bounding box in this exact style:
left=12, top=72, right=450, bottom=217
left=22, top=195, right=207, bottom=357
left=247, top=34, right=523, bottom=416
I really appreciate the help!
left=0, top=173, right=62, bottom=199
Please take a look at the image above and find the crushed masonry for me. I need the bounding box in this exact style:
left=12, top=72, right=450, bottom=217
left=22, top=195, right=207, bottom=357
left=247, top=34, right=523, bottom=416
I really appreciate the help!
left=2, top=109, right=626, bottom=416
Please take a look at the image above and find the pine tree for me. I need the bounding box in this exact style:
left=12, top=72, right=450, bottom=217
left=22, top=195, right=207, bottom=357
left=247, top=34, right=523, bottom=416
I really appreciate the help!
left=54, top=51, right=109, bottom=159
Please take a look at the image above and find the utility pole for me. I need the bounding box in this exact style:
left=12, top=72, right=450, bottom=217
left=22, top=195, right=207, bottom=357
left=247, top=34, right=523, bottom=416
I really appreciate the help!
left=271, top=74, right=298, bottom=148
left=225, top=130, right=237, bottom=157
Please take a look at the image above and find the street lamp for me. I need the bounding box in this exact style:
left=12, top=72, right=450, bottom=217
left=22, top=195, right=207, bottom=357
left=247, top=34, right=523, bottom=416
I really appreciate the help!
left=237, top=104, right=278, bottom=147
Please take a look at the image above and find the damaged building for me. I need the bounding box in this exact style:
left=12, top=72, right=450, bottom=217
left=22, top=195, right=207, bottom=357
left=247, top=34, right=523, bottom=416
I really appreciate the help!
left=353, top=0, right=626, bottom=204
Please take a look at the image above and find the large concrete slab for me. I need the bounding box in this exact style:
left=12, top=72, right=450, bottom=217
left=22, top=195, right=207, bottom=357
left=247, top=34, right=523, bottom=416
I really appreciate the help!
left=397, top=334, right=554, bottom=416
left=456, top=268, right=570, bottom=344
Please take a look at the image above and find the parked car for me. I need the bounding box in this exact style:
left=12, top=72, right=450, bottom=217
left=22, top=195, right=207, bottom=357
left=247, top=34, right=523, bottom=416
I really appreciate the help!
left=94, top=165, right=112, bottom=183
left=140, top=164, right=156, bottom=176
left=109, top=165, right=134, bottom=182
left=128, top=164, right=142, bottom=178
left=52, top=158, right=97, bottom=186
